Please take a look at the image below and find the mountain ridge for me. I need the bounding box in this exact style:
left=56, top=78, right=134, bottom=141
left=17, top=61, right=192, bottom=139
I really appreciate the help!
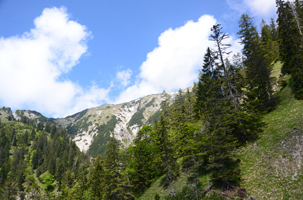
left=0, top=90, right=183, bottom=154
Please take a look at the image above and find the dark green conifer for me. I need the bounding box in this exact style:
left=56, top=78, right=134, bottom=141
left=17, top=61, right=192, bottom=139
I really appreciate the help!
left=129, top=125, right=162, bottom=196
left=90, top=155, right=105, bottom=199
left=277, top=0, right=303, bottom=99
left=103, top=137, right=134, bottom=200
left=238, top=14, right=275, bottom=112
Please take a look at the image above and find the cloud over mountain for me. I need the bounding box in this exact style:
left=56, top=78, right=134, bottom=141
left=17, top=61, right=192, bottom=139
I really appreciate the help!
left=0, top=7, right=110, bottom=117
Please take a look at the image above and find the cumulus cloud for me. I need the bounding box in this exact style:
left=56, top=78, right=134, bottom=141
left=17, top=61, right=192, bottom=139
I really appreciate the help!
left=116, top=68, right=133, bottom=87
left=227, top=0, right=276, bottom=18
left=116, top=15, right=238, bottom=103
left=115, top=15, right=243, bottom=103
left=245, top=0, right=276, bottom=17
left=0, top=7, right=109, bottom=117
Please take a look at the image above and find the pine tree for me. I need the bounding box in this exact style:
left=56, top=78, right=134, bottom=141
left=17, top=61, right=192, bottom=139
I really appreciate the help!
left=260, top=19, right=278, bottom=63
left=193, top=24, right=264, bottom=189
left=156, top=115, right=177, bottom=188
left=129, top=125, right=163, bottom=196
left=0, top=129, right=10, bottom=186
left=195, top=47, right=218, bottom=119
left=90, top=155, right=105, bottom=199
left=103, top=137, right=134, bottom=200
left=238, top=14, right=275, bottom=112
left=270, top=18, right=278, bottom=41
left=170, top=89, right=194, bottom=157
left=196, top=53, right=240, bottom=187
left=277, top=0, right=303, bottom=99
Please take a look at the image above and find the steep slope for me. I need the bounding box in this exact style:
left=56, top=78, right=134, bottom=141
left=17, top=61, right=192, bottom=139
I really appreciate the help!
left=0, top=89, right=182, bottom=155
left=236, top=75, right=303, bottom=199
left=0, top=93, right=165, bottom=155
left=54, top=93, right=165, bottom=154
left=138, top=61, right=303, bottom=199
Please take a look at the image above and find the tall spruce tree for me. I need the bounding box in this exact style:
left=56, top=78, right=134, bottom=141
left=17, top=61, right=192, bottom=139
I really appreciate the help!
left=210, top=24, right=238, bottom=105
left=195, top=47, right=218, bottom=119
left=194, top=24, right=263, bottom=189
left=238, top=14, right=275, bottom=112
left=103, top=137, right=134, bottom=200
left=129, top=125, right=163, bottom=196
left=277, top=0, right=303, bottom=99
left=156, top=115, right=176, bottom=188
left=195, top=39, right=240, bottom=189
left=90, top=155, right=105, bottom=199
left=260, top=19, right=279, bottom=63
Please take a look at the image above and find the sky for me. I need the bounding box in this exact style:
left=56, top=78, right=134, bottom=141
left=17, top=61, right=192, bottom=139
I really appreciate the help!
left=0, top=0, right=277, bottom=118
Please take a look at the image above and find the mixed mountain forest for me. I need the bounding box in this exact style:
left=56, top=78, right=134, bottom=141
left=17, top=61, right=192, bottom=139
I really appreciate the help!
left=1, top=1, right=303, bottom=199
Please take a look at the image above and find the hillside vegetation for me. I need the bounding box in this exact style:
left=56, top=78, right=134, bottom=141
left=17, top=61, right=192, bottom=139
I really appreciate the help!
left=237, top=75, right=303, bottom=199
left=139, top=61, right=303, bottom=199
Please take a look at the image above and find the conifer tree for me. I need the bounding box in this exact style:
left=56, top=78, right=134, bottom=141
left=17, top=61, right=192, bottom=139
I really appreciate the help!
left=193, top=24, right=264, bottom=189
left=195, top=50, right=240, bottom=188
left=0, top=129, right=10, bottom=186
left=195, top=47, right=218, bottom=119
left=270, top=18, right=278, bottom=41
left=210, top=24, right=237, bottom=104
left=260, top=19, right=279, bottom=63
left=238, top=14, right=275, bottom=112
left=90, top=155, right=105, bottom=199
left=129, top=125, right=163, bottom=196
left=103, top=137, right=134, bottom=200
left=277, top=0, right=303, bottom=99
left=156, top=116, right=176, bottom=188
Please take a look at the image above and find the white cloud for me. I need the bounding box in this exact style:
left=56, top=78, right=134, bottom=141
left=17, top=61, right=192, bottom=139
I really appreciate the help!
left=115, top=15, right=243, bottom=104
left=244, top=0, right=276, bottom=17
left=227, top=0, right=276, bottom=19
left=116, top=68, right=133, bottom=87
left=0, top=7, right=110, bottom=117
left=116, top=15, right=218, bottom=103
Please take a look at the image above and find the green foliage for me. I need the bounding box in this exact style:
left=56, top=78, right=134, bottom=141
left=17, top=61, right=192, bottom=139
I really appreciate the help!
left=103, top=137, right=134, bottom=200
left=146, top=110, right=161, bottom=125
left=127, top=126, right=164, bottom=196
left=128, top=107, right=145, bottom=127
left=164, top=186, right=197, bottom=200
left=88, top=116, right=118, bottom=156
left=39, top=171, right=55, bottom=191
left=238, top=13, right=275, bottom=113
left=276, top=0, right=303, bottom=99
left=35, top=130, right=42, bottom=137
left=1, top=5, right=303, bottom=199
left=90, top=155, right=105, bottom=198
left=145, top=97, right=156, bottom=108
left=0, top=119, right=90, bottom=199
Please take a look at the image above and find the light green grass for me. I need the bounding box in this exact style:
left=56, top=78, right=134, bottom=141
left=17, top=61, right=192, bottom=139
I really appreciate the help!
left=236, top=74, right=303, bottom=199
left=137, top=173, right=210, bottom=200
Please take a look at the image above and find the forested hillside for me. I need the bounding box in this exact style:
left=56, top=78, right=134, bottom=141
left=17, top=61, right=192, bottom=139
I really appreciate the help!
left=1, top=0, right=303, bottom=199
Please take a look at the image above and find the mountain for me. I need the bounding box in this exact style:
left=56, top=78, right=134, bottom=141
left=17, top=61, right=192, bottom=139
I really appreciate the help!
left=0, top=91, right=177, bottom=155
left=54, top=93, right=165, bottom=155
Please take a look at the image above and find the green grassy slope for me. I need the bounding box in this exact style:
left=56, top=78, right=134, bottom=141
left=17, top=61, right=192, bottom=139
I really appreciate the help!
left=236, top=75, right=303, bottom=199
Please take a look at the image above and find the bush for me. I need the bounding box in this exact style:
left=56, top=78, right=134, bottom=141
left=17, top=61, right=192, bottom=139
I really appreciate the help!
left=154, top=193, right=160, bottom=200
left=164, top=186, right=196, bottom=200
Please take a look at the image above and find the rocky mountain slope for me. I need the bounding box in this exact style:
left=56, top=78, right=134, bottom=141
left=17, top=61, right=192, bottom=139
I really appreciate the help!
left=0, top=91, right=177, bottom=155
left=54, top=93, right=164, bottom=154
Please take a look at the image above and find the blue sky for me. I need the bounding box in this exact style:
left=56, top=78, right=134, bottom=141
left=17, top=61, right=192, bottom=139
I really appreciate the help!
left=0, top=0, right=276, bottom=117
